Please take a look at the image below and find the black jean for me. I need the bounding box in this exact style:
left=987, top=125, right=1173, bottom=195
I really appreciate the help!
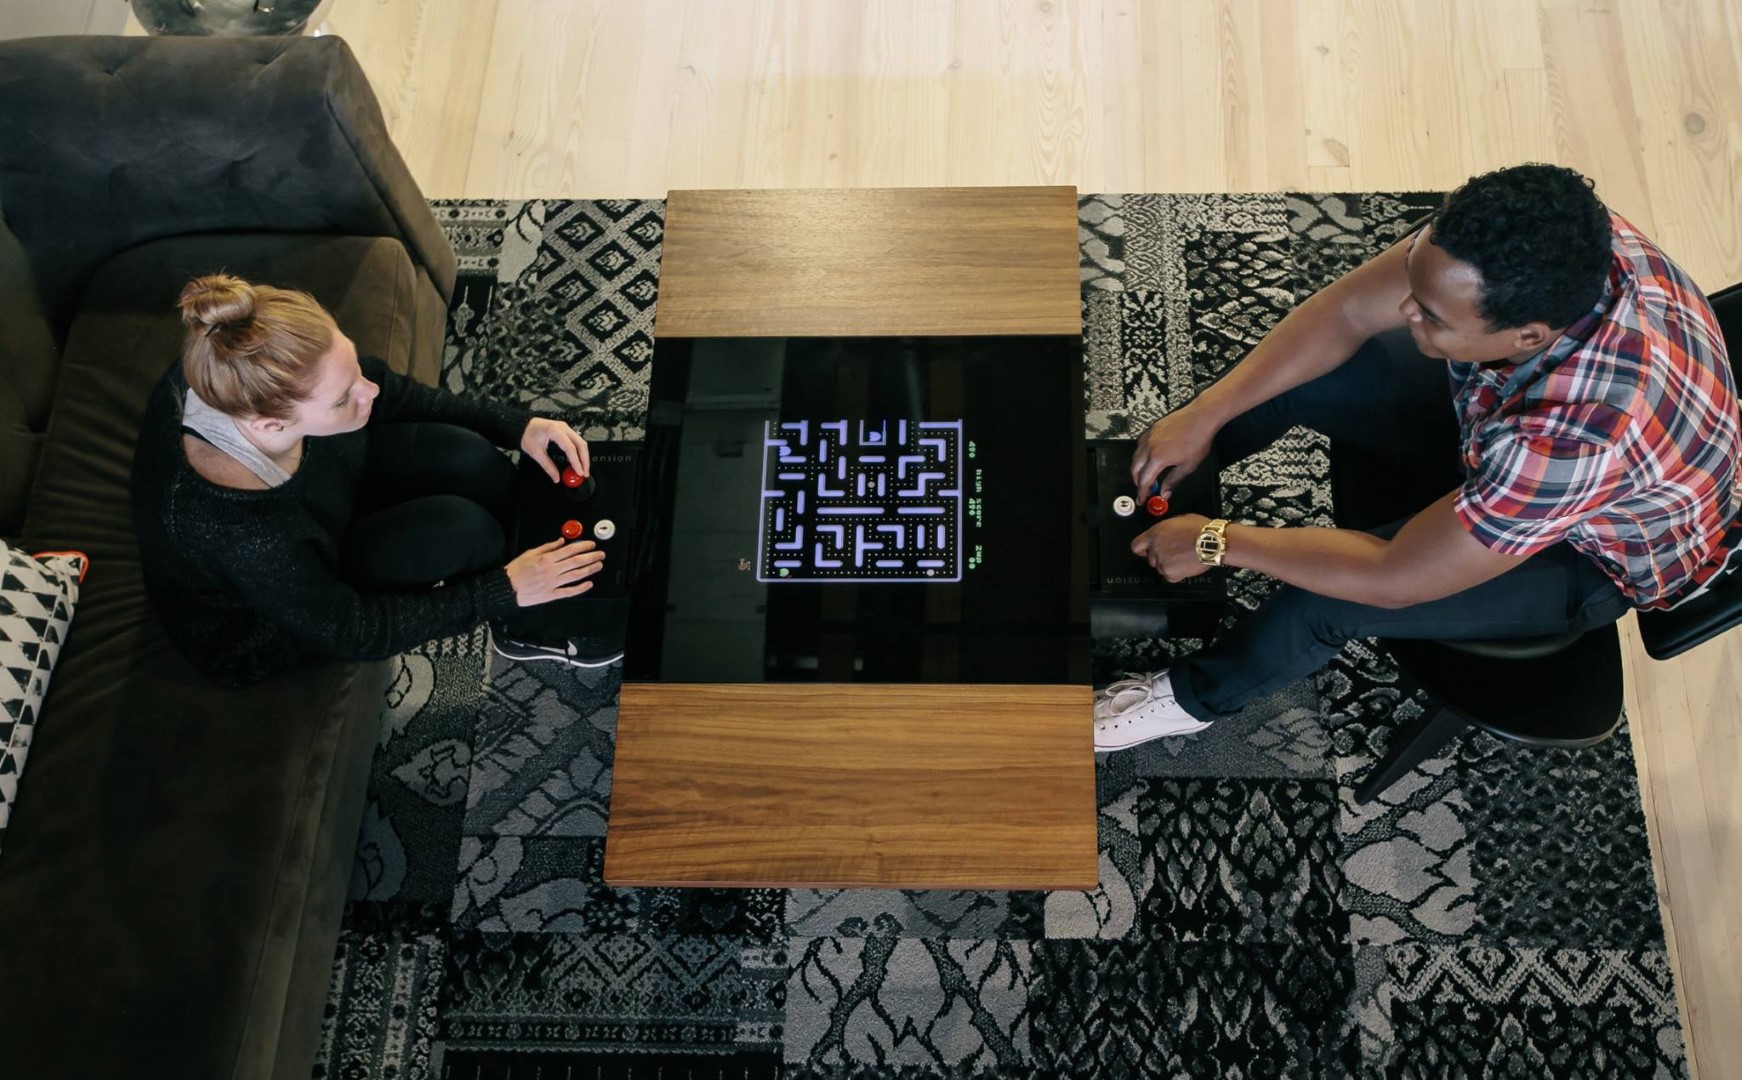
left=340, top=422, right=515, bottom=590
left=1166, top=329, right=1631, bottom=722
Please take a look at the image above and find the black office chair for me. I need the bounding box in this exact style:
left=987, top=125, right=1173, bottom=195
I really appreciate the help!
left=1335, top=281, right=1742, bottom=805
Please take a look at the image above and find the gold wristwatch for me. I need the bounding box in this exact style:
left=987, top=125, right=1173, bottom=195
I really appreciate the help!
left=1195, top=518, right=1231, bottom=567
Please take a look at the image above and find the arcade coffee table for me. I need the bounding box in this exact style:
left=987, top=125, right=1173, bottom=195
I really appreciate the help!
left=603, top=186, right=1097, bottom=889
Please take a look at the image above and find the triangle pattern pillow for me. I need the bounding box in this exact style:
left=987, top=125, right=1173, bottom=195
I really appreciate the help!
left=0, top=541, right=86, bottom=859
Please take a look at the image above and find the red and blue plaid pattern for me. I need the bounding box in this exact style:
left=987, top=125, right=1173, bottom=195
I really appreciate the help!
left=1451, top=213, right=1739, bottom=609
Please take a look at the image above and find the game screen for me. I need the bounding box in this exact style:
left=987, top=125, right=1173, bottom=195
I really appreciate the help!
left=624, top=335, right=1088, bottom=685
left=759, top=418, right=967, bottom=583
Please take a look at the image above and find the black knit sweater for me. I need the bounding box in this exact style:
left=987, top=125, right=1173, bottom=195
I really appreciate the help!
left=131, top=356, right=531, bottom=687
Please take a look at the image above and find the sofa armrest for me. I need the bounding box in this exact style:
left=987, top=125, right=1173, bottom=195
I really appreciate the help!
left=0, top=34, right=456, bottom=336
left=0, top=215, right=58, bottom=537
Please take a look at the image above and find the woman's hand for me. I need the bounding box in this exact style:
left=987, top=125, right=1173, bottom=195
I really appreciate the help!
left=1131, top=403, right=1221, bottom=499
left=521, top=418, right=592, bottom=482
left=1131, top=514, right=1213, bottom=583
left=506, top=539, right=606, bottom=606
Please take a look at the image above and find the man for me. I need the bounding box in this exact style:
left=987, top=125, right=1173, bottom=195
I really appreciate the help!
left=1095, top=164, right=1739, bottom=751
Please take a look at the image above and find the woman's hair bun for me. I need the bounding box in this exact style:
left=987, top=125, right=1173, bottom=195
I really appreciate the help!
left=176, top=273, right=336, bottom=419
left=179, top=273, right=257, bottom=335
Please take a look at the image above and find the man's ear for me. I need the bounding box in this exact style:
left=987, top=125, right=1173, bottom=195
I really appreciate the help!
left=1510, top=321, right=1557, bottom=353
left=242, top=414, right=286, bottom=436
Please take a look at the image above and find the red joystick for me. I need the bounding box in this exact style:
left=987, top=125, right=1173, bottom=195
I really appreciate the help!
left=560, top=519, right=584, bottom=540
left=1146, top=495, right=1170, bottom=517
left=561, top=467, right=585, bottom=489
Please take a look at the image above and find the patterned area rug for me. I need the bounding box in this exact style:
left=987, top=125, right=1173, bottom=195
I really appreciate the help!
left=313, top=195, right=1687, bottom=1079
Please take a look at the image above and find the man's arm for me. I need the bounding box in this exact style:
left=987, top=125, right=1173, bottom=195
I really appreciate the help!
left=1220, top=492, right=1529, bottom=609
left=1190, top=232, right=1417, bottom=428
left=1132, top=228, right=1424, bottom=496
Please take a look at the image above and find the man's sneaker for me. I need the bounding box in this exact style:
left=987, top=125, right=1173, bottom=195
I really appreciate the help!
left=490, top=627, right=624, bottom=669
left=1093, top=670, right=1212, bottom=751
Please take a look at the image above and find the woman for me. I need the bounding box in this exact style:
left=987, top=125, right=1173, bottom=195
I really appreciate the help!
left=132, top=273, right=604, bottom=687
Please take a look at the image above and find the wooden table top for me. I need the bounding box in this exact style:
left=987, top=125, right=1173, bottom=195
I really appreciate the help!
left=654, top=186, right=1082, bottom=338
left=605, top=683, right=1098, bottom=890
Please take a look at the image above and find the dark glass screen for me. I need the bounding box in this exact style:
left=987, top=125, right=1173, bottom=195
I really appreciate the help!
left=624, top=335, right=1089, bottom=684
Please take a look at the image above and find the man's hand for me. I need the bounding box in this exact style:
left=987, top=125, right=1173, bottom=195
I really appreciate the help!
left=521, top=418, right=591, bottom=482
left=1131, top=405, right=1221, bottom=499
left=1131, top=514, right=1214, bottom=582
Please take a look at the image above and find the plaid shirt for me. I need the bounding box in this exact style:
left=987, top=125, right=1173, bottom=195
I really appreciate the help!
left=1450, top=213, right=1739, bottom=609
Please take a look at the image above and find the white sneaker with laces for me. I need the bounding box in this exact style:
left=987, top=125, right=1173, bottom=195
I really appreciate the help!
left=1093, top=670, right=1212, bottom=751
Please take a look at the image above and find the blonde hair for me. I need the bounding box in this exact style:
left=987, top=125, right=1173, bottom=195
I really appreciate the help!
left=178, top=274, right=337, bottom=421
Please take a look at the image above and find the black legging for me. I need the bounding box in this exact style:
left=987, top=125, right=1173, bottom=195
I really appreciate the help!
left=340, top=422, right=516, bottom=590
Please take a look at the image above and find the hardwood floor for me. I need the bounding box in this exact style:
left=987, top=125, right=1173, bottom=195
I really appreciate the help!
left=290, top=1, right=1740, bottom=1073
left=321, top=0, right=1742, bottom=281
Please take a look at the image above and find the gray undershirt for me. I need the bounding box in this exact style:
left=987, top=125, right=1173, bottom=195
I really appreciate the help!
left=181, top=388, right=292, bottom=488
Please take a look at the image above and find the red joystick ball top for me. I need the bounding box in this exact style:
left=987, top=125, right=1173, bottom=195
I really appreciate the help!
left=1146, top=495, right=1170, bottom=517
left=560, top=519, right=584, bottom=540
left=561, top=468, right=585, bottom=488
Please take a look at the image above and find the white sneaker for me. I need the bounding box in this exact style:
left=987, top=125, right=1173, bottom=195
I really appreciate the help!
left=490, top=629, right=624, bottom=669
left=1093, top=670, right=1213, bottom=751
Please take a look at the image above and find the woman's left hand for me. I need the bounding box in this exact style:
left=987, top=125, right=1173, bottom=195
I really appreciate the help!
left=521, top=418, right=592, bottom=482
left=1131, top=513, right=1214, bottom=582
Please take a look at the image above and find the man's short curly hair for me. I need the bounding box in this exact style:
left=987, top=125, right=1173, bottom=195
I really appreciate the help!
left=1430, top=164, right=1613, bottom=330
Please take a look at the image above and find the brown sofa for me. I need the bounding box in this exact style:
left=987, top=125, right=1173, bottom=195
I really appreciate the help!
left=0, top=35, right=452, bottom=1079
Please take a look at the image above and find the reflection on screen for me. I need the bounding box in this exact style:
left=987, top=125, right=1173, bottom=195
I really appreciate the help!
left=758, top=418, right=963, bottom=583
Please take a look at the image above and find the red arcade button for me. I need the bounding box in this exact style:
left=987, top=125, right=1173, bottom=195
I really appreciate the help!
left=561, top=468, right=585, bottom=488
left=1146, top=495, right=1170, bottom=517
left=561, top=519, right=584, bottom=540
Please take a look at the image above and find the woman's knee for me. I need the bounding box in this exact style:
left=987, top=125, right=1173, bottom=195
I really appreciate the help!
left=377, top=423, right=516, bottom=513
left=428, top=425, right=515, bottom=485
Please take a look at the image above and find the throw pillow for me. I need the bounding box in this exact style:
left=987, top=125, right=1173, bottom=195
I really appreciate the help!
left=0, top=542, right=87, bottom=858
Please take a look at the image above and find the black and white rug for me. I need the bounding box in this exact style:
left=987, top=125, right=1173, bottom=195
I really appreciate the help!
left=314, top=194, right=1686, bottom=1079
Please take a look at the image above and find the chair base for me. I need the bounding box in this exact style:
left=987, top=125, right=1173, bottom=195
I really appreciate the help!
left=1354, top=698, right=1627, bottom=806
left=1354, top=705, right=1469, bottom=805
